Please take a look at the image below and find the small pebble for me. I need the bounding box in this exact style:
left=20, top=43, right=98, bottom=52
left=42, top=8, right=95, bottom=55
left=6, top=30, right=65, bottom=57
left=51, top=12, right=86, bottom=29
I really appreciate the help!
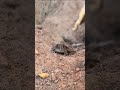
left=59, top=57, right=63, bottom=60
left=51, top=73, right=56, bottom=81
left=54, top=69, right=59, bottom=73
left=74, top=82, right=77, bottom=85
left=54, top=79, right=59, bottom=83
left=76, top=68, right=80, bottom=72
left=62, top=74, right=66, bottom=77
left=46, top=82, right=50, bottom=85
left=35, top=49, right=39, bottom=55
left=79, top=61, right=85, bottom=68
left=62, top=84, right=66, bottom=88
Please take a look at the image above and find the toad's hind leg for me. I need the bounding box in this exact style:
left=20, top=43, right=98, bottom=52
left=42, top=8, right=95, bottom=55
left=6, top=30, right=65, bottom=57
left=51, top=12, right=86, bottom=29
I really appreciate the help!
left=72, top=5, right=85, bottom=31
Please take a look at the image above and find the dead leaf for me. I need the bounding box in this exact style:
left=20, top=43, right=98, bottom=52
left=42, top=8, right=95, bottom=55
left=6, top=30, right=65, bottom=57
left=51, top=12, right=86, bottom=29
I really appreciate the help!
left=38, top=73, right=49, bottom=79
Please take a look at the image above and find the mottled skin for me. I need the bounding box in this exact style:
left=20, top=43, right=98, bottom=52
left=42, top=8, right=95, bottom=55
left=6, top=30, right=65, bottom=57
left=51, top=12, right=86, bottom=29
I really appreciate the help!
left=52, top=44, right=69, bottom=55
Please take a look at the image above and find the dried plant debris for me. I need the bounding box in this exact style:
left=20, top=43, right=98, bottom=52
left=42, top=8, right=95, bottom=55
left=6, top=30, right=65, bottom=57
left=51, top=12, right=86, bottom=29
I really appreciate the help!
left=38, top=73, right=49, bottom=79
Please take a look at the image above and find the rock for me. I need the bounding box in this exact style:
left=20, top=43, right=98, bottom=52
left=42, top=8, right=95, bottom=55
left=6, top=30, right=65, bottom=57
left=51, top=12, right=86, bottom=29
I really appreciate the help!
left=76, top=68, right=80, bottom=72
left=79, top=61, right=85, bottom=68
left=54, top=79, right=59, bottom=83
left=74, top=82, right=77, bottom=85
left=51, top=73, right=56, bottom=81
left=35, top=49, right=39, bottom=55
left=46, top=82, right=50, bottom=85
left=54, top=69, right=60, bottom=73
left=62, top=74, right=66, bottom=77
left=62, top=84, right=66, bottom=88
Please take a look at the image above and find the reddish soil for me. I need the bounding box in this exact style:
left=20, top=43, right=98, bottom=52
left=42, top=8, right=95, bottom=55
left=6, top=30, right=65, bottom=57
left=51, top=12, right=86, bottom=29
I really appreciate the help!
left=35, top=25, right=85, bottom=90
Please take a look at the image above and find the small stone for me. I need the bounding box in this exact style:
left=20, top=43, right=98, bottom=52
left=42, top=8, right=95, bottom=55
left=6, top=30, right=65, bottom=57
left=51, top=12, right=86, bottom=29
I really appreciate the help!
left=54, top=79, right=59, bottom=83
left=59, top=63, right=62, bottom=66
left=54, top=69, right=59, bottom=73
left=71, top=71, right=74, bottom=73
left=62, top=74, right=65, bottom=77
left=51, top=73, right=56, bottom=81
left=59, top=62, right=65, bottom=66
left=35, top=49, right=39, bottom=55
left=62, top=84, right=66, bottom=88
left=59, top=57, right=63, bottom=60
left=46, top=82, right=50, bottom=85
left=74, top=82, right=77, bottom=85
left=35, top=25, right=43, bottom=29
left=79, top=61, right=85, bottom=68
left=76, top=68, right=80, bottom=72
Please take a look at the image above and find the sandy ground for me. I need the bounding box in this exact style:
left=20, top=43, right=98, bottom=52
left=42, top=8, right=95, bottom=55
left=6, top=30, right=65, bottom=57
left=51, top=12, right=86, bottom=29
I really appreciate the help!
left=35, top=26, right=85, bottom=90
left=35, top=1, right=85, bottom=90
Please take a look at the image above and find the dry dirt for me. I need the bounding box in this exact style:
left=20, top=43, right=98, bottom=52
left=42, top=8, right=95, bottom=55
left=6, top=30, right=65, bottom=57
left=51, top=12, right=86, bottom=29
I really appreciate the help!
left=35, top=26, right=85, bottom=90
left=35, top=0, right=85, bottom=90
